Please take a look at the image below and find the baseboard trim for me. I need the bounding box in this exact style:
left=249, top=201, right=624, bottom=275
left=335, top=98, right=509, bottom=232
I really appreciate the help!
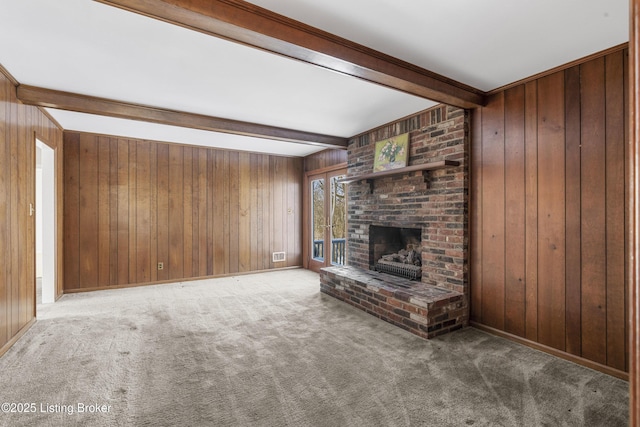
left=63, top=266, right=303, bottom=294
left=0, top=317, right=37, bottom=358
left=470, top=322, right=629, bottom=381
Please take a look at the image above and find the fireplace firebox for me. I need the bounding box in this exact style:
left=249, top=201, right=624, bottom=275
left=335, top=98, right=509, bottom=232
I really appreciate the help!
left=369, top=225, right=422, bottom=280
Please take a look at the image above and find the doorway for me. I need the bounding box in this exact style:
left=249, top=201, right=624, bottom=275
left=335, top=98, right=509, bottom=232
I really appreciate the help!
left=307, top=167, right=347, bottom=273
left=36, top=139, right=56, bottom=304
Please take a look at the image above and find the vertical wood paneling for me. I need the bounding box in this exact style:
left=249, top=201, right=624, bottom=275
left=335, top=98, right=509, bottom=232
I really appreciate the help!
left=109, top=138, right=119, bottom=285
left=79, top=134, right=99, bottom=288
left=564, top=65, right=582, bottom=356
left=524, top=80, right=539, bottom=342
left=117, top=140, right=130, bottom=285
left=604, top=51, right=626, bottom=371
left=239, top=152, right=251, bottom=272
left=64, top=133, right=80, bottom=289
left=157, top=144, right=169, bottom=282
left=168, top=145, right=184, bottom=280
left=136, top=141, right=151, bottom=283
left=504, top=85, right=526, bottom=337
left=197, top=148, right=207, bottom=277
left=229, top=151, right=240, bottom=273
left=480, top=92, right=506, bottom=330
left=470, top=107, right=483, bottom=323
left=536, top=72, right=566, bottom=351
left=149, top=142, right=158, bottom=283
left=98, top=136, right=111, bottom=287
left=471, top=48, right=628, bottom=373
left=0, top=75, right=8, bottom=346
left=128, top=142, right=137, bottom=284
left=580, top=57, right=607, bottom=364
left=250, top=154, right=259, bottom=272
left=1, top=70, right=63, bottom=356
left=63, top=134, right=303, bottom=290
left=182, top=147, right=193, bottom=278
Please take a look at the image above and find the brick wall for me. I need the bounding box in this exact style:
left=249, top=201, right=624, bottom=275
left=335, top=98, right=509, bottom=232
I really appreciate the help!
left=346, top=105, right=469, bottom=294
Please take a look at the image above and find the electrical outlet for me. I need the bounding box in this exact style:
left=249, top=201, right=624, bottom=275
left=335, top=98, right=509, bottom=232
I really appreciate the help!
left=157, top=262, right=164, bottom=270
left=272, top=252, right=286, bottom=262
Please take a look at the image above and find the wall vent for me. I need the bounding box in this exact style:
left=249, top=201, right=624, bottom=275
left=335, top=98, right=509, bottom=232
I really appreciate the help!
left=272, top=252, right=286, bottom=262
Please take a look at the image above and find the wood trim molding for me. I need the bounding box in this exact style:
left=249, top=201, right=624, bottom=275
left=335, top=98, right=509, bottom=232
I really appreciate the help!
left=629, top=0, right=639, bottom=422
left=488, top=43, right=628, bottom=95
left=0, top=62, right=19, bottom=86
left=471, top=323, right=629, bottom=381
left=0, top=318, right=36, bottom=358
left=95, top=0, right=486, bottom=108
left=17, top=85, right=348, bottom=148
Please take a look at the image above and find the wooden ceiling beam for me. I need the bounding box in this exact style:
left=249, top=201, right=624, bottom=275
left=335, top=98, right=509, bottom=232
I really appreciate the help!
left=95, top=0, right=487, bottom=108
left=16, top=85, right=348, bottom=148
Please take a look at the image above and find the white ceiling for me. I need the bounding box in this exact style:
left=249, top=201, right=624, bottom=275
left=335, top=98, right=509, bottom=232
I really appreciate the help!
left=0, top=0, right=629, bottom=157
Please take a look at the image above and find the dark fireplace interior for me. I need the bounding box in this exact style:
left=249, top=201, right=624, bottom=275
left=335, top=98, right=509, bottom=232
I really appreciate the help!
left=369, top=225, right=422, bottom=280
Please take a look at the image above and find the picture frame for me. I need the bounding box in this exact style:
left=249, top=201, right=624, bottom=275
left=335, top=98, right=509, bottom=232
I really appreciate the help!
left=373, top=133, right=409, bottom=172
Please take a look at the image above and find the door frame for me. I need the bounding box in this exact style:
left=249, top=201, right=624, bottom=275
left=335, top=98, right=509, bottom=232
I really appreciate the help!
left=303, top=163, right=347, bottom=272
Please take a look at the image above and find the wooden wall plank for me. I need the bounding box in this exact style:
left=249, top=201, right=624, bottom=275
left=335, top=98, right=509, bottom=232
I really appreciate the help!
left=229, top=151, right=240, bottom=273
left=168, top=145, right=184, bottom=280
left=239, top=152, right=251, bottom=272
left=524, top=81, right=539, bottom=342
left=156, top=143, right=169, bottom=281
left=564, top=65, right=582, bottom=356
left=117, top=139, right=130, bottom=285
left=182, top=147, right=193, bottom=278
left=480, top=92, right=506, bottom=330
left=470, top=107, right=483, bottom=322
left=250, top=154, right=259, bottom=271
left=128, top=141, right=137, bottom=284
left=213, top=150, right=225, bottom=275
left=109, top=138, right=119, bottom=285
left=63, top=132, right=80, bottom=290
left=604, top=50, right=626, bottom=371
left=79, top=133, right=99, bottom=288
left=9, top=90, right=19, bottom=335
left=0, top=75, right=8, bottom=346
left=136, top=140, right=151, bottom=283
left=97, top=136, right=111, bottom=287
left=197, top=148, right=207, bottom=277
left=191, top=148, right=199, bottom=276
left=504, top=85, right=526, bottom=337
left=17, top=102, right=28, bottom=325
left=536, top=72, right=566, bottom=351
left=149, top=142, right=158, bottom=283
left=580, top=57, right=607, bottom=364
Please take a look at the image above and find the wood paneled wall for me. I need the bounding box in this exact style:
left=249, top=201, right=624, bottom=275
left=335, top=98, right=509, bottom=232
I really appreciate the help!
left=471, top=48, right=628, bottom=375
left=0, top=69, right=64, bottom=356
left=303, top=148, right=347, bottom=172
left=63, top=132, right=303, bottom=291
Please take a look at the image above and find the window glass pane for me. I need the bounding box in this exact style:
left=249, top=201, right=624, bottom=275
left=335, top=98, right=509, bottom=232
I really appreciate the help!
left=311, top=178, right=325, bottom=261
left=330, top=175, right=346, bottom=265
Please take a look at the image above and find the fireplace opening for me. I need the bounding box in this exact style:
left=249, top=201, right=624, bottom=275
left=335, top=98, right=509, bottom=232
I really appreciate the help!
left=369, top=225, right=422, bottom=280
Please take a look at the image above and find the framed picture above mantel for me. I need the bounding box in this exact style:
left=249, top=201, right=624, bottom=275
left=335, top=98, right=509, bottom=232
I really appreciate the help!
left=373, top=133, right=409, bottom=172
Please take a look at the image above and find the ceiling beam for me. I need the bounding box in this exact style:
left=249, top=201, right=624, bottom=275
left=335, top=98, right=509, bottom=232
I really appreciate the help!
left=95, top=0, right=487, bottom=108
left=16, top=85, right=348, bottom=148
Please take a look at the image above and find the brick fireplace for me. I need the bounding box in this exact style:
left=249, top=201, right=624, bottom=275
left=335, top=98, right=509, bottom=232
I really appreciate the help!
left=320, top=105, right=469, bottom=339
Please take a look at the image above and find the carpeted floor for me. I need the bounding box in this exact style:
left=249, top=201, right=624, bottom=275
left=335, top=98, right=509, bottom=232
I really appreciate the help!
left=0, top=269, right=629, bottom=426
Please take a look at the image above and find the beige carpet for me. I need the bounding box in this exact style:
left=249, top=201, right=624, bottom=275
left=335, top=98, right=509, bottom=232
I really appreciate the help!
left=0, top=269, right=628, bottom=426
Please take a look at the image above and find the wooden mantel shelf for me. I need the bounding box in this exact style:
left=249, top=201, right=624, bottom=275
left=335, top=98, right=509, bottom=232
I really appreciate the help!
left=337, top=160, right=460, bottom=190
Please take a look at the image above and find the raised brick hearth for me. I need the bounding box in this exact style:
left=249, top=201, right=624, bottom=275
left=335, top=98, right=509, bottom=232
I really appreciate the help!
left=321, top=266, right=465, bottom=338
left=320, top=104, right=470, bottom=340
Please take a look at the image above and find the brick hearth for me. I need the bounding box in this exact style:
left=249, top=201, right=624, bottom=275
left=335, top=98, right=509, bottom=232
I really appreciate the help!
left=321, top=266, right=465, bottom=338
left=320, top=104, right=470, bottom=339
